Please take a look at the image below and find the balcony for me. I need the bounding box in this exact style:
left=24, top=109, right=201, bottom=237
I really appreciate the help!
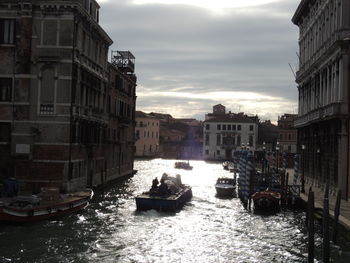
left=294, top=103, right=343, bottom=128
left=111, top=51, right=135, bottom=73
left=221, top=144, right=236, bottom=150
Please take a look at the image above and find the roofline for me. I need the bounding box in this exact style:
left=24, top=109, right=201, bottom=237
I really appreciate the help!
left=292, top=0, right=314, bottom=25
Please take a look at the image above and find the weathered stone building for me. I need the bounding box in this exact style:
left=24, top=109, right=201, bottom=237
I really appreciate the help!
left=135, top=111, right=160, bottom=157
left=292, top=0, right=350, bottom=198
left=203, top=105, right=258, bottom=160
left=277, top=113, right=298, bottom=153
left=0, top=0, right=136, bottom=192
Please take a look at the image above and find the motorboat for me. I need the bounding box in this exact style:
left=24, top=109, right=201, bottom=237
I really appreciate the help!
left=222, top=161, right=229, bottom=170
left=252, top=189, right=281, bottom=213
left=0, top=188, right=93, bottom=223
left=135, top=173, right=192, bottom=211
left=174, top=161, right=193, bottom=170
left=215, top=177, right=236, bottom=197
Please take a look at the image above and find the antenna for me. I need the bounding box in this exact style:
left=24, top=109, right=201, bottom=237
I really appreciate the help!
left=288, top=63, right=296, bottom=78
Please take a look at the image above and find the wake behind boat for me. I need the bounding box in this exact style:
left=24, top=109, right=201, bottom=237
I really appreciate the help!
left=135, top=173, right=192, bottom=211
left=0, top=188, right=93, bottom=223
left=215, top=177, right=236, bottom=197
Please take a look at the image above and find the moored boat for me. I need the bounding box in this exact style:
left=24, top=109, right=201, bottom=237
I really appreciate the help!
left=252, top=189, right=281, bottom=214
left=228, top=162, right=236, bottom=173
left=174, top=161, right=193, bottom=170
left=222, top=161, right=229, bottom=170
left=215, top=177, right=236, bottom=197
left=0, top=188, right=93, bottom=223
left=135, top=173, right=192, bottom=211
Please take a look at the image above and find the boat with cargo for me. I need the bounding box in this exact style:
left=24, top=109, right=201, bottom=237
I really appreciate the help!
left=135, top=173, right=192, bottom=211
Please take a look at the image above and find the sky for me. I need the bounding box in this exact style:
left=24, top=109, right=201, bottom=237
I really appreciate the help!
left=97, top=0, right=300, bottom=121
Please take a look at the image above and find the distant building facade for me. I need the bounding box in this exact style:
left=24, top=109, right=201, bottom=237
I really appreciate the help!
left=0, top=0, right=136, bottom=193
left=277, top=114, right=297, bottom=153
left=203, top=105, right=258, bottom=160
left=292, top=0, right=350, bottom=197
left=135, top=111, right=160, bottom=157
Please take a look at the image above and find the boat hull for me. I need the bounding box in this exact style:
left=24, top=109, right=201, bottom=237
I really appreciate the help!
left=215, top=186, right=236, bottom=197
left=0, top=190, right=93, bottom=223
left=252, top=191, right=281, bottom=214
left=135, top=186, right=192, bottom=212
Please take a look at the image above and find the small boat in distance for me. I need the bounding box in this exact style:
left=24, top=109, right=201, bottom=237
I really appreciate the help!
left=215, top=177, right=236, bottom=197
left=252, top=189, right=281, bottom=214
left=222, top=161, right=229, bottom=170
left=0, top=188, right=93, bottom=223
left=174, top=161, right=193, bottom=170
left=135, top=173, right=192, bottom=211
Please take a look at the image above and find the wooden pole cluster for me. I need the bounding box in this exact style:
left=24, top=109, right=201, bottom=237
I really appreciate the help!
left=306, top=184, right=342, bottom=262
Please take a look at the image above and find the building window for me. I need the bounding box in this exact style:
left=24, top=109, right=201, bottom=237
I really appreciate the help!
left=222, top=125, right=226, bottom=131
left=205, top=134, right=209, bottom=146
left=216, top=150, right=220, bottom=155
left=228, top=125, right=231, bottom=130
left=249, top=135, right=253, bottom=147
left=205, top=150, right=209, bottom=155
left=238, top=125, right=241, bottom=131
left=237, top=135, right=241, bottom=146
left=216, top=134, right=221, bottom=146
left=0, top=19, right=15, bottom=45
left=0, top=123, right=11, bottom=142
left=205, top=124, right=210, bottom=130
left=288, top=134, right=291, bottom=140
left=249, top=125, right=253, bottom=131
left=0, top=78, right=12, bottom=101
left=217, top=124, right=221, bottom=130
left=232, top=125, right=236, bottom=130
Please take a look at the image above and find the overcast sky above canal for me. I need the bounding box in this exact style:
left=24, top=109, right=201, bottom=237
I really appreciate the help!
left=98, top=0, right=300, bottom=122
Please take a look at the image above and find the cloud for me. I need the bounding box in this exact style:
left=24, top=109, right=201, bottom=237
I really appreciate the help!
left=98, top=0, right=300, bottom=121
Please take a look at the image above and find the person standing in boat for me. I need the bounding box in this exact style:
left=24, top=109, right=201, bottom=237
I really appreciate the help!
left=151, top=177, right=159, bottom=189
left=159, top=178, right=170, bottom=196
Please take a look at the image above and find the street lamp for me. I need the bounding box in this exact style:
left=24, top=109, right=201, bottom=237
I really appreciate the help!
left=262, top=142, right=266, bottom=176
left=301, top=144, right=306, bottom=193
left=276, top=141, right=280, bottom=172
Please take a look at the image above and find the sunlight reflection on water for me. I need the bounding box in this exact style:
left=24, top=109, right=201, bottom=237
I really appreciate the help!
left=2, top=159, right=350, bottom=263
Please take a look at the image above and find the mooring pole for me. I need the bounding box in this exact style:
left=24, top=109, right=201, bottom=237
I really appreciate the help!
left=332, top=189, right=342, bottom=243
left=308, top=191, right=314, bottom=263
left=323, top=184, right=330, bottom=263
left=280, top=170, right=285, bottom=207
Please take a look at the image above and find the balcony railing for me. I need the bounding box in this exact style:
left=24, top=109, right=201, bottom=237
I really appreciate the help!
left=221, top=144, right=236, bottom=150
left=294, top=103, right=342, bottom=127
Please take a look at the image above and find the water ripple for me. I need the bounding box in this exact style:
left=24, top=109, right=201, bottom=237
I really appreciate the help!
left=1, top=159, right=350, bottom=262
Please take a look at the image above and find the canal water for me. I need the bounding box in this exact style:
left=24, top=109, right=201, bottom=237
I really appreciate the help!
left=1, top=159, right=350, bottom=263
